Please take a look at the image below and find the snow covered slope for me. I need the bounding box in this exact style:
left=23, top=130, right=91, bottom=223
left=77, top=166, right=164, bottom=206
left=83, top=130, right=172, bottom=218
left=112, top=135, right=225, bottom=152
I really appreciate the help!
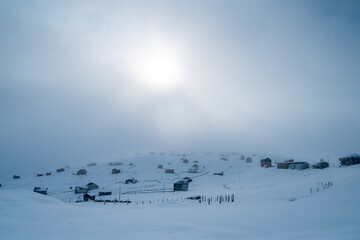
left=0, top=152, right=359, bottom=239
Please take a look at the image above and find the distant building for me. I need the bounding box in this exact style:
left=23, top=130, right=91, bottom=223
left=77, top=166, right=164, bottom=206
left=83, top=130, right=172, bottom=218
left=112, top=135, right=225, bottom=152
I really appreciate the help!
left=173, top=181, right=189, bottom=191
left=125, top=178, right=137, bottom=184
left=192, top=164, right=199, bottom=170
left=75, top=186, right=88, bottom=194
left=36, top=173, right=43, bottom=177
left=339, top=154, right=360, bottom=166
left=289, top=162, right=309, bottom=170
left=277, top=160, right=294, bottom=169
left=99, top=191, right=111, bottom=196
left=46, top=172, right=52, bottom=176
left=165, top=169, right=174, bottom=174
left=83, top=194, right=95, bottom=202
left=260, top=158, right=272, bottom=168
left=13, top=175, right=20, bottom=179
left=33, top=187, right=48, bottom=195
left=188, top=168, right=197, bottom=173
left=86, top=182, right=99, bottom=190
left=56, top=168, right=65, bottom=173
left=77, top=169, right=87, bottom=175
left=109, top=162, right=123, bottom=166
left=312, top=161, right=329, bottom=169
left=112, top=168, right=120, bottom=174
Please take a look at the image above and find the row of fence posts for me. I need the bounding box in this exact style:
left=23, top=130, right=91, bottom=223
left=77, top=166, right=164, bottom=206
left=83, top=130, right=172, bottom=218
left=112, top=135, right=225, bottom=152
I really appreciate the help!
left=310, top=181, right=333, bottom=194
left=132, top=194, right=235, bottom=205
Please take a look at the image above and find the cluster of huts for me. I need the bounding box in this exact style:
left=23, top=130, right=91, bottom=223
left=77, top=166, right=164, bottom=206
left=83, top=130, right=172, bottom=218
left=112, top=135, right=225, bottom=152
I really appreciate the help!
left=261, top=158, right=330, bottom=170
left=339, top=154, right=360, bottom=166
left=13, top=152, right=360, bottom=203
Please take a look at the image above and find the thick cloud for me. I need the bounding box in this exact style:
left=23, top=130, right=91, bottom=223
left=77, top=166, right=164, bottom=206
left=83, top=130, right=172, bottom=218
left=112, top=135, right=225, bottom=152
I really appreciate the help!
left=1, top=0, right=359, bottom=175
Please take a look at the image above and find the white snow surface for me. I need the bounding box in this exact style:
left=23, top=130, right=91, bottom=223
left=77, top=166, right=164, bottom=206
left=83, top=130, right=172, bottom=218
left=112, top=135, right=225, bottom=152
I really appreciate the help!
left=1, top=152, right=360, bottom=239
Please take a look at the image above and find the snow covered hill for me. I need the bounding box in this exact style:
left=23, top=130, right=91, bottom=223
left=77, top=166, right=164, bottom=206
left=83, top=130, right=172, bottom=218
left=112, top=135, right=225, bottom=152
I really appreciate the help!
left=1, top=152, right=359, bottom=239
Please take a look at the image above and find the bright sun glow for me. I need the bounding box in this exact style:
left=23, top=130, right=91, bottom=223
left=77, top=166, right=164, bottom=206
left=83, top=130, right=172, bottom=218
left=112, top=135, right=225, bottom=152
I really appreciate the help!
left=125, top=39, right=185, bottom=91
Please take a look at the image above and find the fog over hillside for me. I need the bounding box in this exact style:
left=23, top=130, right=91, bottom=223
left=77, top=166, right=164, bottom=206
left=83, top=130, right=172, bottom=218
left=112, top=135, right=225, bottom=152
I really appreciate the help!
left=1, top=0, right=359, bottom=175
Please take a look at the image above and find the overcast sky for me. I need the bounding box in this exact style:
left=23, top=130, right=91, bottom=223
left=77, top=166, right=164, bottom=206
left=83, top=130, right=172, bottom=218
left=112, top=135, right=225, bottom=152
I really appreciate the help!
left=1, top=0, right=359, bottom=173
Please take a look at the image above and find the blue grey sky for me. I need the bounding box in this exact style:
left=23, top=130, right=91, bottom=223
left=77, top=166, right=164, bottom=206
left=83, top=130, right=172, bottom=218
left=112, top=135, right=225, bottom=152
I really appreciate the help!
left=1, top=0, right=359, bottom=173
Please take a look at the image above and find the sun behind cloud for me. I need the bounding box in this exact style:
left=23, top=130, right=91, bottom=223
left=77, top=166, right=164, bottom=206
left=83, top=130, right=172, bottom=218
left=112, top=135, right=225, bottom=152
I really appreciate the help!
left=125, top=36, right=186, bottom=91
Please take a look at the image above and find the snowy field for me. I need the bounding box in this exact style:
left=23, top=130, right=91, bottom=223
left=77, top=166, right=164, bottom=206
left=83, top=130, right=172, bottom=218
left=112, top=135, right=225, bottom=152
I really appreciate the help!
left=1, top=152, right=360, bottom=239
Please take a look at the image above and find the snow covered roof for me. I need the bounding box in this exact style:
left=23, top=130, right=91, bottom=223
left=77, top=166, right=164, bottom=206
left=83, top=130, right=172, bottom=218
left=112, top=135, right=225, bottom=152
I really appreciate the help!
left=345, top=153, right=360, bottom=158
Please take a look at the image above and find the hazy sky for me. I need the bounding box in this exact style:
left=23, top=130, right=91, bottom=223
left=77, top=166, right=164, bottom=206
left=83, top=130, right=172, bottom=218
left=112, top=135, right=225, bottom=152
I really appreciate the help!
left=1, top=0, right=360, bottom=172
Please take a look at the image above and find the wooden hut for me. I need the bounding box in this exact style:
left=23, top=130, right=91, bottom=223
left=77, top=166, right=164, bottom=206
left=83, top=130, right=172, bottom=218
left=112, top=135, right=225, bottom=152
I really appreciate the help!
left=173, top=181, right=189, bottom=191
left=86, top=182, right=99, bottom=190
left=33, top=187, right=48, bottom=195
left=289, top=162, right=309, bottom=170
left=277, top=160, right=294, bottom=169
left=165, top=169, right=174, bottom=174
left=99, top=191, right=111, bottom=196
left=112, top=168, right=120, bottom=174
left=260, top=158, right=272, bottom=168
left=75, top=186, right=88, bottom=194
left=339, top=154, right=360, bottom=166
left=77, top=169, right=87, bottom=175
left=125, top=178, right=137, bottom=184
left=188, top=168, right=197, bottom=173
left=312, top=161, right=329, bottom=169
left=83, top=194, right=95, bottom=202
left=192, top=164, right=199, bottom=170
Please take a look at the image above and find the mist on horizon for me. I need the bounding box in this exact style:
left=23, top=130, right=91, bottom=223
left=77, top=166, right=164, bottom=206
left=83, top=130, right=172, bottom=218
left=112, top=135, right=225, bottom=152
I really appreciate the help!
left=1, top=0, right=359, bottom=176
